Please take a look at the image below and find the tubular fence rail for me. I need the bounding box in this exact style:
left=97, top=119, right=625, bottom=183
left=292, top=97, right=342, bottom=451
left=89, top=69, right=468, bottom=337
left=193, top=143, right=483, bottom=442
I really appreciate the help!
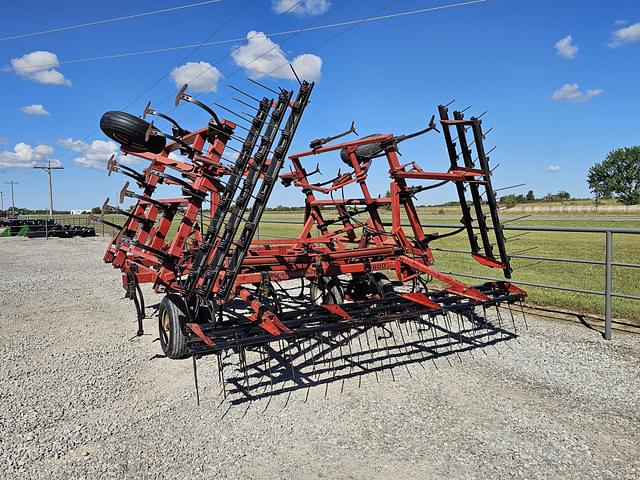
left=18, top=214, right=639, bottom=340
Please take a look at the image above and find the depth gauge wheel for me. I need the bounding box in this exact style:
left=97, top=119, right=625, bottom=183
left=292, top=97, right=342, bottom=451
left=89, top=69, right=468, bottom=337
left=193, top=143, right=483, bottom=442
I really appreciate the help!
left=158, top=294, right=189, bottom=359
left=310, top=277, right=344, bottom=305
left=100, top=111, right=166, bottom=154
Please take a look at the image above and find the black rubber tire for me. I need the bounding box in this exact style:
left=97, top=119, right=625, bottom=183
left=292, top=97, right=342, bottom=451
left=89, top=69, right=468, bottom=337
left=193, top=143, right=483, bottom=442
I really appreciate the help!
left=310, top=277, right=344, bottom=305
left=372, top=272, right=395, bottom=298
left=158, top=294, right=189, bottom=359
left=100, top=111, right=166, bottom=154
left=348, top=272, right=394, bottom=300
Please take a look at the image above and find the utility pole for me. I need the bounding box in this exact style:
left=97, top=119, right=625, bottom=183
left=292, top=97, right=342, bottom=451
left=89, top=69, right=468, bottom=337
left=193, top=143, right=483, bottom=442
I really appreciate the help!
left=34, top=160, right=64, bottom=218
left=0, top=191, right=4, bottom=214
left=4, top=181, right=18, bottom=217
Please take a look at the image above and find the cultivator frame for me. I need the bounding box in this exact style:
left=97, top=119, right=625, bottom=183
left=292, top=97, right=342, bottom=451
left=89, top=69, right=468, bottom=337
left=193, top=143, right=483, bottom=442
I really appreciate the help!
left=99, top=80, right=526, bottom=387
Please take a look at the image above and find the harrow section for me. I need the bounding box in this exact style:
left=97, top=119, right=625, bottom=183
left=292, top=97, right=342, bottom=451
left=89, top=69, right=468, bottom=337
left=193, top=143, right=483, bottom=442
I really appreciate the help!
left=98, top=81, right=526, bottom=395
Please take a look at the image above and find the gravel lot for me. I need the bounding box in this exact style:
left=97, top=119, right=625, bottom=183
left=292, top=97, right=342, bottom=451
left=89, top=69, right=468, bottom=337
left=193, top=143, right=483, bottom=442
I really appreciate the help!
left=1, top=236, right=639, bottom=479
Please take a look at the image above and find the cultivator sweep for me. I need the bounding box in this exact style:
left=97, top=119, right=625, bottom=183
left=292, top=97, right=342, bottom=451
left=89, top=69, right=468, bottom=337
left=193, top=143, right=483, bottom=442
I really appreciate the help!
left=99, top=80, right=526, bottom=396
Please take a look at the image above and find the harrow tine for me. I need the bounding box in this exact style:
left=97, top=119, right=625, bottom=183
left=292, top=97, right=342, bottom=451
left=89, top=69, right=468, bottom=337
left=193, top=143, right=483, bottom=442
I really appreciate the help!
left=346, top=331, right=355, bottom=375
left=220, top=356, right=227, bottom=400
left=513, top=260, right=544, bottom=273
left=505, top=232, right=531, bottom=242
left=502, top=214, right=531, bottom=225
left=506, top=302, right=518, bottom=333
left=214, top=101, right=255, bottom=123
left=453, top=312, right=466, bottom=351
left=229, top=85, right=261, bottom=103
left=381, top=327, right=395, bottom=382
left=248, top=78, right=281, bottom=96
left=329, top=335, right=338, bottom=380
left=363, top=327, right=379, bottom=383
left=445, top=312, right=463, bottom=363
left=232, top=97, right=260, bottom=112
left=315, top=333, right=323, bottom=382
left=372, top=326, right=386, bottom=375
left=493, top=304, right=504, bottom=340
left=240, top=346, right=250, bottom=391
left=192, top=355, right=200, bottom=407
left=394, top=321, right=413, bottom=378
left=423, top=318, right=440, bottom=369
left=493, top=183, right=527, bottom=194
left=480, top=306, right=490, bottom=356
left=458, top=312, right=476, bottom=360
left=287, top=341, right=296, bottom=383
left=512, top=246, right=538, bottom=256
left=519, top=301, right=529, bottom=329
left=268, top=348, right=274, bottom=392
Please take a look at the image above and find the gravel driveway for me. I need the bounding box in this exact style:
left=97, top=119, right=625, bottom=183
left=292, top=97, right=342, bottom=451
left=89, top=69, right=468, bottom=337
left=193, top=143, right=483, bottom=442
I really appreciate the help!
left=1, top=236, right=638, bottom=479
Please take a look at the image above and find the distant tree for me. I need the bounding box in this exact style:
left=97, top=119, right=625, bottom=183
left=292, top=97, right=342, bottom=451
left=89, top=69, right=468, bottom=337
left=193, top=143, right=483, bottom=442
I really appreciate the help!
left=526, top=190, right=535, bottom=201
left=587, top=146, right=640, bottom=205
left=557, top=191, right=571, bottom=200
left=499, top=194, right=520, bottom=208
left=91, top=206, right=102, bottom=214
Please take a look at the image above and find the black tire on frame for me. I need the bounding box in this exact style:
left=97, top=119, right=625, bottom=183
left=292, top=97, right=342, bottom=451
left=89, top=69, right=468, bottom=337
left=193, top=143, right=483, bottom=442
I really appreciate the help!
left=100, top=111, right=166, bottom=154
left=310, top=277, right=344, bottom=305
left=158, top=294, right=189, bottom=359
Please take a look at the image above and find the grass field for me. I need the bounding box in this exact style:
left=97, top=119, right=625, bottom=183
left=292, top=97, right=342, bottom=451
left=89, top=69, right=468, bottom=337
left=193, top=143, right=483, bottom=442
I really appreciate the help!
left=25, top=209, right=640, bottom=320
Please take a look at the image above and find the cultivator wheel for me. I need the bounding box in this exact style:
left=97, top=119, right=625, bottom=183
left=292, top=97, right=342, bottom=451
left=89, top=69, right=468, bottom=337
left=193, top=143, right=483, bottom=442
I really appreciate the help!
left=347, top=272, right=395, bottom=301
left=310, top=277, right=344, bottom=306
left=98, top=79, right=527, bottom=401
left=158, top=294, right=189, bottom=359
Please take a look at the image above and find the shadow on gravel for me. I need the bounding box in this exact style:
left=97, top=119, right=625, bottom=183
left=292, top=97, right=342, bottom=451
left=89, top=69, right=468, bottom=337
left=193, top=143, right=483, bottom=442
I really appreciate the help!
left=206, top=311, right=519, bottom=406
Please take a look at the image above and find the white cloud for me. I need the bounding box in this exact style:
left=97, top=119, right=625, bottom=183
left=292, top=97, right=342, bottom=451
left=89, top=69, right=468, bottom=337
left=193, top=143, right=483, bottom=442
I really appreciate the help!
left=11, top=51, right=71, bottom=86
left=546, top=164, right=561, bottom=172
left=170, top=61, right=222, bottom=93
left=614, top=19, right=627, bottom=26
left=20, top=104, right=50, bottom=116
left=552, top=83, right=603, bottom=103
left=0, top=137, right=8, bottom=145
left=0, top=142, right=54, bottom=169
left=272, top=0, right=331, bottom=16
left=58, top=138, right=132, bottom=170
left=608, top=22, right=640, bottom=48
left=231, top=31, right=322, bottom=81
left=554, top=35, right=578, bottom=59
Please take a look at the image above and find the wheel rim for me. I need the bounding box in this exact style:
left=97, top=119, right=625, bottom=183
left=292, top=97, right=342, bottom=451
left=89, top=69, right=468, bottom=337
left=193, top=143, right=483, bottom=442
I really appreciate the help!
left=161, top=309, right=171, bottom=344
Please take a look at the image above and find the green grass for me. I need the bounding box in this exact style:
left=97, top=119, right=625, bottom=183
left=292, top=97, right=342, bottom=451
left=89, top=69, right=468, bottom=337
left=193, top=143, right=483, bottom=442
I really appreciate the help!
left=25, top=211, right=640, bottom=320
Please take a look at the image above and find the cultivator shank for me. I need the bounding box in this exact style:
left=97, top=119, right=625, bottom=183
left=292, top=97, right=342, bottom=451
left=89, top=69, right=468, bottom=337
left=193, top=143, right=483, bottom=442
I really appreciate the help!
left=99, top=81, right=526, bottom=397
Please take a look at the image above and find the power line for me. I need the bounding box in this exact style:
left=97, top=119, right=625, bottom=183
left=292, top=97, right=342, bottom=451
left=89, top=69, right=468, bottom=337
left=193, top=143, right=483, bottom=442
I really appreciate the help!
left=6, top=1, right=487, bottom=72
left=121, top=0, right=257, bottom=111
left=153, top=0, right=339, bottom=111
left=0, top=0, right=223, bottom=42
left=53, top=0, right=297, bottom=164
left=175, top=0, right=483, bottom=122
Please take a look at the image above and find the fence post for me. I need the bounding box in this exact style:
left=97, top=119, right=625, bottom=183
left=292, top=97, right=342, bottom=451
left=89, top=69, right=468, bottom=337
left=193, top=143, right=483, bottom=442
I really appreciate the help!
left=604, top=230, right=613, bottom=340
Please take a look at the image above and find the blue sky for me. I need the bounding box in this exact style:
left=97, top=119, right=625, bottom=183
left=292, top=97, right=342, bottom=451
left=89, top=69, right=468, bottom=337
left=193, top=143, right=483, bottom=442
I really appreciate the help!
left=0, top=0, right=639, bottom=210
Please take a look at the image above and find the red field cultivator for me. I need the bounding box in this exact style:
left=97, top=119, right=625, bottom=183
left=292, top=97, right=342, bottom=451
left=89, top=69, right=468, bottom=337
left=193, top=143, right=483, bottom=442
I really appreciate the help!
left=98, top=80, right=526, bottom=398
